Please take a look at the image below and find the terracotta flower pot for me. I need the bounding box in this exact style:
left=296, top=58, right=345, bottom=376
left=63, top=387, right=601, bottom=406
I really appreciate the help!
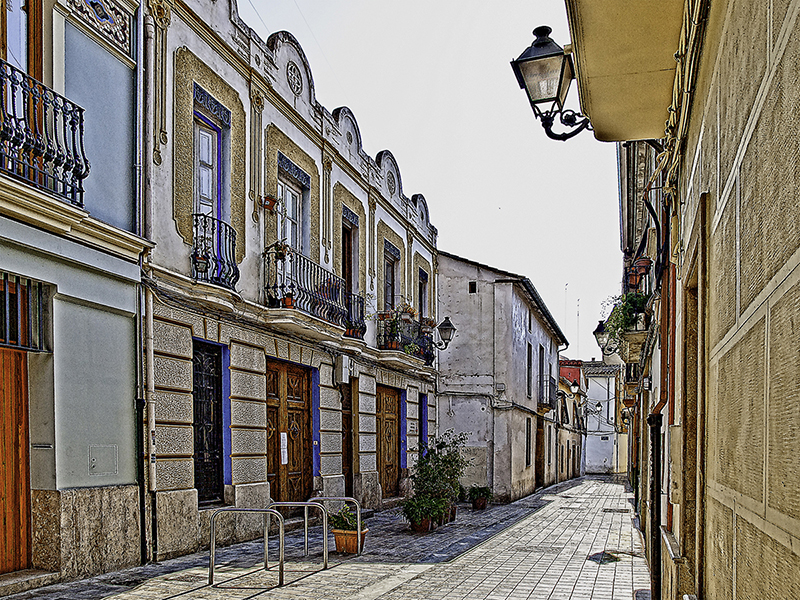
left=410, top=518, right=430, bottom=533
left=282, top=295, right=294, bottom=308
left=332, top=528, right=368, bottom=553
left=472, top=497, right=488, bottom=510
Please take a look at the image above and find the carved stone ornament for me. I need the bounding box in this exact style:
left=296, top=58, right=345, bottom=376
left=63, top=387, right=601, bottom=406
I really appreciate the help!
left=67, top=0, right=132, bottom=56
left=286, top=61, right=303, bottom=96
left=148, top=0, right=171, bottom=29
left=387, top=171, right=396, bottom=195
left=250, top=89, right=264, bottom=112
left=346, top=131, right=353, bottom=145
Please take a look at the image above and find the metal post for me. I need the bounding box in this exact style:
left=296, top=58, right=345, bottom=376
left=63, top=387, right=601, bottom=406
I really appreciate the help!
left=209, top=508, right=284, bottom=587
left=209, top=514, right=217, bottom=584
left=648, top=412, right=662, bottom=600
left=322, top=508, right=328, bottom=569
left=304, top=505, right=309, bottom=556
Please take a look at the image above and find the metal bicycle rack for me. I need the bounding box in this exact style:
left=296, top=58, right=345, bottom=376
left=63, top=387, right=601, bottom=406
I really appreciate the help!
left=266, top=501, right=329, bottom=569
left=309, top=496, right=363, bottom=555
left=208, top=507, right=285, bottom=586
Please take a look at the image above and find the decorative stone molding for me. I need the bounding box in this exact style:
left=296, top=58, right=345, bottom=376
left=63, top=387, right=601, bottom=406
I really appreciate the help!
left=148, top=0, right=171, bottom=164
left=413, top=252, right=434, bottom=319
left=174, top=47, right=246, bottom=262
left=333, top=183, right=367, bottom=295
left=66, top=0, right=133, bottom=58
left=249, top=84, right=265, bottom=222
left=376, top=220, right=405, bottom=309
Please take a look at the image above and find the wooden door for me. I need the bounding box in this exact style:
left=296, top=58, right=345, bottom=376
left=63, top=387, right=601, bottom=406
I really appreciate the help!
left=535, top=417, right=545, bottom=489
left=341, top=382, right=354, bottom=497
left=376, top=385, right=400, bottom=498
left=1, top=349, right=31, bottom=574
left=266, top=360, right=312, bottom=505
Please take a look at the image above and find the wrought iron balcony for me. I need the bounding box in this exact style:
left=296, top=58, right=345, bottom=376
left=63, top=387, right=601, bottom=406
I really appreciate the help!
left=376, top=312, right=435, bottom=366
left=0, top=58, right=90, bottom=206
left=537, top=375, right=558, bottom=411
left=264, top=243, right=366, bottom=337
left=192, top=214, right=240, bottom=290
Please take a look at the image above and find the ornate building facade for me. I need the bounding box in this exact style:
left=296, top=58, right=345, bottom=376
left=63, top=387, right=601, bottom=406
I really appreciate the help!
left=140, top=0, right=440, bottom=562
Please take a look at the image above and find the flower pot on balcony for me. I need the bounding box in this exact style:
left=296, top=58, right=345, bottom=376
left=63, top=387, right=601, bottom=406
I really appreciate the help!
left=387, top=340, right=400, bottom=350
left=282, top=295, right=294, bottom=308
left=193, top=255, right=209, bottom=274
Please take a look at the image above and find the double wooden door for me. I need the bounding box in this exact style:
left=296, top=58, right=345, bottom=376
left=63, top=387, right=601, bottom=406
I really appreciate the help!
left=376, top=385, right=400, bottom=498
left=266, top=360, right=312, bottom=504
left=1, top=349, right=31, bottom=574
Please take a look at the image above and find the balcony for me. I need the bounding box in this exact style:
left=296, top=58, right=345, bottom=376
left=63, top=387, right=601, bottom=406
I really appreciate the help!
left=264, top=243, right=366, bottom=338
left=0, top=58, right=89, bottom=206
left=376, top=312, right=435, bottom=366
left=192, top=213, right=240, bottom=290
left=537, top=375, right=558, bottom=412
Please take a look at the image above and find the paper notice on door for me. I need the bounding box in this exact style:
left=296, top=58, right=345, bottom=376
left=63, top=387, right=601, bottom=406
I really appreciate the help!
left=280, top=432, right=288, bottom=465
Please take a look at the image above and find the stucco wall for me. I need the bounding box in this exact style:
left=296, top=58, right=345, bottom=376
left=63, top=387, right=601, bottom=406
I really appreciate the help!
left=672, top=0, right=800, bottom=597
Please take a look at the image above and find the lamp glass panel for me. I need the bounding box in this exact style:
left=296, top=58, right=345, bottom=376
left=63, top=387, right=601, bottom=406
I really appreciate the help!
left=558, top=56, right=574, bottom=108
left=519, top=54, right=564, bottom=104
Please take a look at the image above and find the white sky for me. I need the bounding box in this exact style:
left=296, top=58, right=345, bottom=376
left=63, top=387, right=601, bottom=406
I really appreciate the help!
left=238, top=0, right=622, bottom=360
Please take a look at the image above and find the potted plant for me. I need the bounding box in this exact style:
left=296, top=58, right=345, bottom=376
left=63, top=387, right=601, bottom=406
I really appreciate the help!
left=468, top=485, right=493, bottom=510
left=329, top=506, right=367, bottom=553
left=403, top=342, right=421, bottom=357
left=282, top=292, right=294, bottom=308
left=603, top=292, right=650, bottom=345
left=192, top=252, right=209, bottom=274
left=397, top=301, right=416, bottom=322
left=401, top=494, right=436, bottom=532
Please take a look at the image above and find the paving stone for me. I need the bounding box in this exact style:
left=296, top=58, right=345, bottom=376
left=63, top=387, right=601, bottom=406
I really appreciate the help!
left=7, top=476, right=650, bottom=600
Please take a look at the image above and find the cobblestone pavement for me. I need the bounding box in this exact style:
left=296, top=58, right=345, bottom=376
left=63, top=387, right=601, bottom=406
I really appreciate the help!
left=8, top=476, right=650, bottom=600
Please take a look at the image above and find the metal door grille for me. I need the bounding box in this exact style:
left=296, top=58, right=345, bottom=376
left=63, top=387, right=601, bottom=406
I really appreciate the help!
left=1, top=271, right=46, bottom=352
left=193, top=341, right=223, bottom=505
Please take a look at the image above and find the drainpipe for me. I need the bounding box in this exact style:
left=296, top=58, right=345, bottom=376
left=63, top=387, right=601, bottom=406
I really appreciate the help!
left=145, top=285, right=158, bottom=560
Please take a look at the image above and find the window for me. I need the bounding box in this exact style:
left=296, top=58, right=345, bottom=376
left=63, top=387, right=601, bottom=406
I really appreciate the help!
left=384, top=255, right=396, bottom=310
left=468, top=281, right=477, bottom=294
left=383, top=240, right=401, bottom=311
left=526, top=343, right=533, bottom=398
left=2, top=0, right=42, bottom=78
left=528, top=309, right=532, bottom=332
left=194, top=119, right=219, bottom=217
left=277, top=179, right=302, bottom=252
left=538, top=345, right=545, bottom=402
left=342, top=222, right=354, bottom=294
left=525, top=417, right=532, bottom=467
left=418, top=269, right=428, bottom=318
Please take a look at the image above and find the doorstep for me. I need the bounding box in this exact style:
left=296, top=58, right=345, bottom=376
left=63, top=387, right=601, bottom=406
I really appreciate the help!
left=0, top=569, right=61, bottom=596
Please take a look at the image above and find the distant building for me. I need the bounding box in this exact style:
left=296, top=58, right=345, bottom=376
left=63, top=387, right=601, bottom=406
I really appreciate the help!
left=582, top=361, right=623, bottom=474
left=436, top=252, right=567, bottom=502
left=557, top=360, right=587, bottom=481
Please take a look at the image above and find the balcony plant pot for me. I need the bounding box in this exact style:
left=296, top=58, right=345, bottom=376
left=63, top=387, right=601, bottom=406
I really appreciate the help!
left=193, top=255, right=209, bottom=274
left=387, top=340, right=400, bottom=350
left=282, top=295, right=294, bottom=308
left=472, top=497, right=487, bottom=510
left=331, top=528, right=368, bottom=554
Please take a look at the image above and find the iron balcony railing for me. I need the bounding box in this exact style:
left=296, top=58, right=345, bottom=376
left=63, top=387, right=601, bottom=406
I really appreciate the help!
left=549, top=376, right=558, bottom=410
left=264, top=244, right=366, bottom=338
left=0, top=58, right=89, bottom=206
left=376, top=313, right=435, bottom=366
left=192, top=213, right=240, bottom=290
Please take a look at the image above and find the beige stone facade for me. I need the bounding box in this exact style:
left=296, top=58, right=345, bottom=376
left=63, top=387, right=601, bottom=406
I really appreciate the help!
left=567, top=0, right=800, bottom=597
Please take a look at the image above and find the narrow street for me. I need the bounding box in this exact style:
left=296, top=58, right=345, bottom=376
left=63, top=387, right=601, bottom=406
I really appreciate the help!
left=9, top=476, right=650, bottom=600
